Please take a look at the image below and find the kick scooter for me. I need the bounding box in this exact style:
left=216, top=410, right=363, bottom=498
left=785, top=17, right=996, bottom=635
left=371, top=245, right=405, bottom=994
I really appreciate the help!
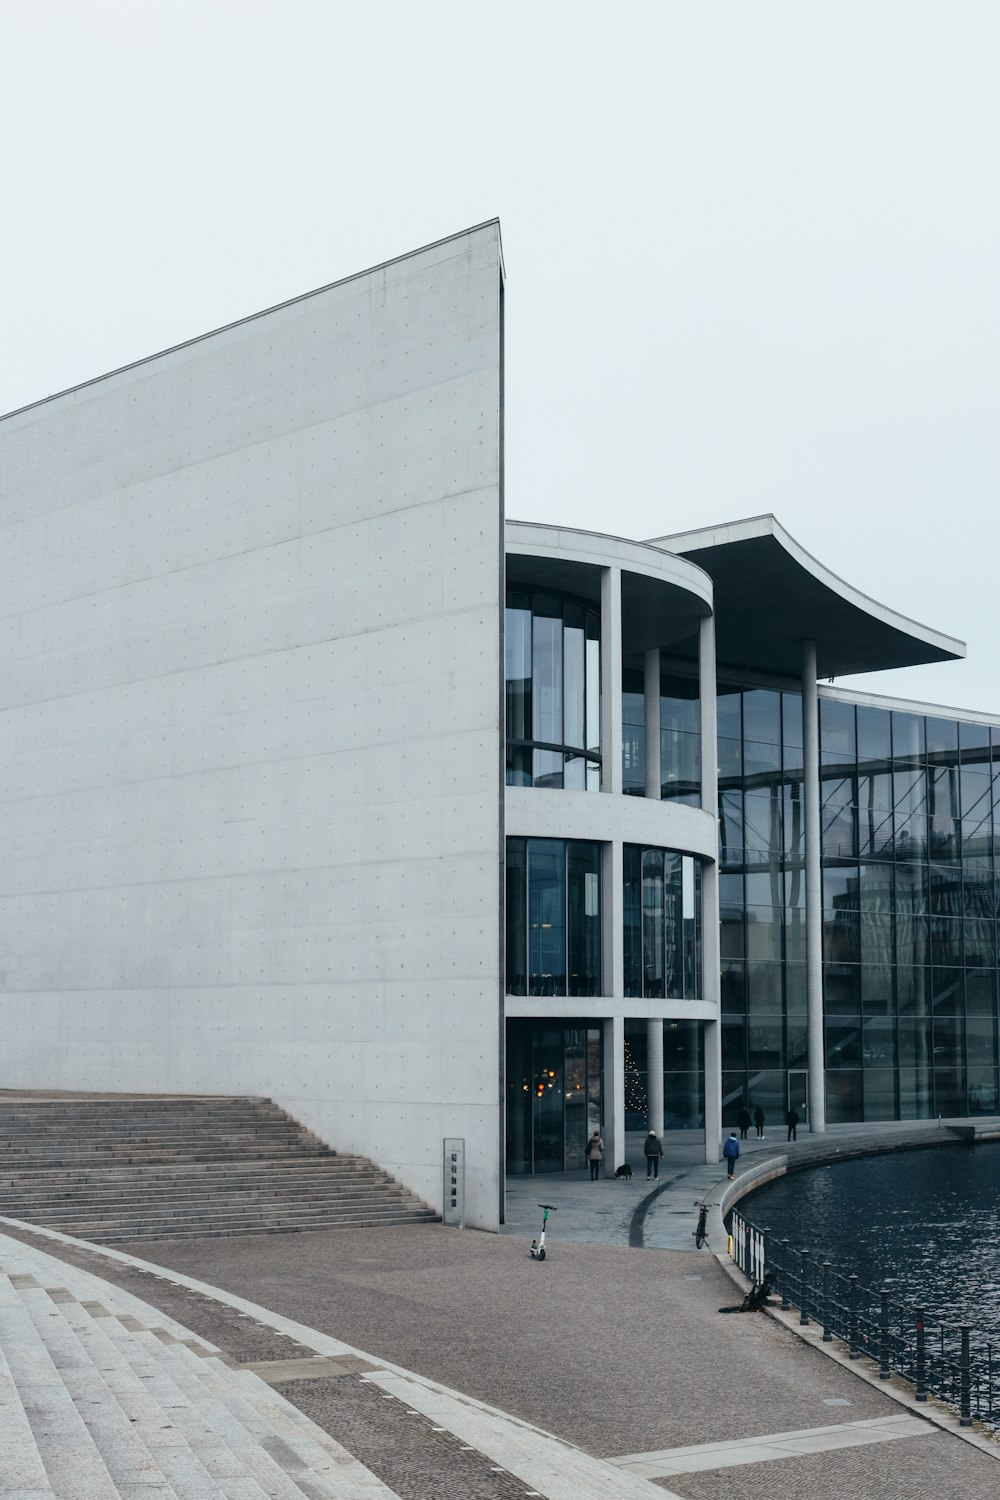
left=529, top=1203, right=557, bottom=1260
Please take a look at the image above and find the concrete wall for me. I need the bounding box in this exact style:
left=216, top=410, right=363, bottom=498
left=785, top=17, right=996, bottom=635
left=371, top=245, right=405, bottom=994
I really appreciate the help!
left=0, top=224, right=505, bottom=1228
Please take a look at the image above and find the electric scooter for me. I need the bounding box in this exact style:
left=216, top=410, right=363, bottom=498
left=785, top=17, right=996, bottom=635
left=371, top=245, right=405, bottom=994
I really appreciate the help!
left=529, top=1202, right=557, bottom=1260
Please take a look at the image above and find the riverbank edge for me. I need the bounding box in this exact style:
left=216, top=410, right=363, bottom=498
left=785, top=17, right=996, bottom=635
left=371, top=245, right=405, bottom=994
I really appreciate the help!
left=707, top=1120, right=1000, bottom=1463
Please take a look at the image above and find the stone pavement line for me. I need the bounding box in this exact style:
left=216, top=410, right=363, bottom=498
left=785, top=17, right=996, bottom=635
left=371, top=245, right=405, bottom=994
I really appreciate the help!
left=609, top=1413, right=933, bottom=1478
left=363, top=1370, right=684, bottom=1500
left=0, top=1217, right=679, bottom=1500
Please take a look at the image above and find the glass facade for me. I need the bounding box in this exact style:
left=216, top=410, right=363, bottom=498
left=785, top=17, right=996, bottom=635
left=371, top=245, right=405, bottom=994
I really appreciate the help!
left=506, top=838, right=602, bottom=997
left=721, top=687, right=1000, bottom=1126
left=623, top=847, right=703, bottom=999
left=624, top=1019, right=705, bottom=1131
left=506, top=1020, right=602, bottom=1172
left=621, top=669, right=702, bottom=804
left=505, top=588, right=601, bottom=790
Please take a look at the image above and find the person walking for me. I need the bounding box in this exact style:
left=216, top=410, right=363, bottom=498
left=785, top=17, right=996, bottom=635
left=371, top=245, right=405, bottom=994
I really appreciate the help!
left=585, top=1129, right=605, bottom=1181
left=737, top=1105, right=752, bottom=1139
left=722, top=1131, right=740, bottom=1178
left=786, top=1108, right=799, bottom=1142
left=644, top=1129, right=664, bottom=1179
left=753, top=1107, right=765, bottom=1140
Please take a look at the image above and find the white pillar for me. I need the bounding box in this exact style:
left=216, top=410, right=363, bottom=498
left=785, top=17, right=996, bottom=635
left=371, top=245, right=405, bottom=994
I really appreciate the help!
left=699, top=611, right=722, bottom=1162
left=646, top=1018, right=664, bottom=1135
left=600, top=567, right=623, bottom=796
left=603, top=1014, right=625, bottom=1173
left=802, top=640, right=826, bottom=1133
left=644, top=647, right=661, bottom=800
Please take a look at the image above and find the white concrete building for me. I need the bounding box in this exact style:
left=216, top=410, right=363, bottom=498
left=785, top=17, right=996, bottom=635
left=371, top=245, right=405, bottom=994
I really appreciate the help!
left=3, top=223, right=995, bottom=1230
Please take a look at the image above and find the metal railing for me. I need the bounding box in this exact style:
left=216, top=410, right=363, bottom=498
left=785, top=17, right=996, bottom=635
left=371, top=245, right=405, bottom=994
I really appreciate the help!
left=730, top=1208, right=999, bottom=1429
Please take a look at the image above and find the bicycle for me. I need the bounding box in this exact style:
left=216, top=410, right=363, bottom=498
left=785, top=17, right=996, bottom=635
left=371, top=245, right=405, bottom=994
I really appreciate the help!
left=694, top=1201, right=709, bottom=1248
left=530, top=1202, right=557, bottom=1261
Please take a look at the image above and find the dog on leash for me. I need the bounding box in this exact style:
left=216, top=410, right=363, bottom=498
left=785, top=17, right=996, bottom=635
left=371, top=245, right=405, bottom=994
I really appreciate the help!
left=614, top=1163, right=633, bottom=1181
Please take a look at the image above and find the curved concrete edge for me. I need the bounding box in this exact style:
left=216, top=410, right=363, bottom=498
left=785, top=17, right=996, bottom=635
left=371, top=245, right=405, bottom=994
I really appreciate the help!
left=696, top=1143, right=1000, bottom=1465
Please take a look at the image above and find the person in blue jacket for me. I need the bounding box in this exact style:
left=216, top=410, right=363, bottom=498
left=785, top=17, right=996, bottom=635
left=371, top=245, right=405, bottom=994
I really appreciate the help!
left=722, top=1131, right=740, bottom=1178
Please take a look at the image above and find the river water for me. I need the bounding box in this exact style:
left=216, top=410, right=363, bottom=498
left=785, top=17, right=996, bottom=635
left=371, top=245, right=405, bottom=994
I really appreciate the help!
left=744, top=1141, right=1000, bottom=1338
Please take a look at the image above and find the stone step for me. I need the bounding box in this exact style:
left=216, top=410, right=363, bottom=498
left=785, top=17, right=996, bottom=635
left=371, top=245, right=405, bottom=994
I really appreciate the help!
left=2, top=1185, right=414, bottom=1215
left=3, top=1160, right=371, bottom=1182
left=11, top=1197, right=426, bottom=1229
left=81, top=1212, right=440, bottom=1243
left=0, top=1322, right=53, bottom=1495
left=0, top=1234, right=397, bottom=1499
left=35, top=1209, right=440, bottom=1240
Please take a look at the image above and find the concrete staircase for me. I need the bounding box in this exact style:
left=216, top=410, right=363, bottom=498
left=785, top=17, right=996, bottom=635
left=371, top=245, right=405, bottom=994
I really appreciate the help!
left=0, top=1095, right=439, bottom=1243
left=0, top=1228, right=399, bottom=1498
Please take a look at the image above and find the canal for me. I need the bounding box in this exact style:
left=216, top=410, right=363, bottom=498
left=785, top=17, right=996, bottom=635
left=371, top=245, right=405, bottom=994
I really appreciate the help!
left=744, top=1141, right=1000, bottom=1339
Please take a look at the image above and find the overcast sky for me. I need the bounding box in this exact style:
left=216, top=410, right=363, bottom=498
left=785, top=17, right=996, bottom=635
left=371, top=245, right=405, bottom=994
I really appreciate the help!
left=3, top=2, right=998, bottom=715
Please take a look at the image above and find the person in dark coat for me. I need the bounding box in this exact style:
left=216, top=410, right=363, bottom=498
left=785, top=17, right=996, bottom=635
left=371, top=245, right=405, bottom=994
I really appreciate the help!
left=644, top=1129, right=664, bottom=1179
left=786, top=1108, right=799, bottom=1142
left=737, top=1105, right=752, bottom=1139
left=585, top=1129, right=604, bottom=1181
left=722, top=1131, right=740, bottom=1178
left=753, top=1107, right=765, bottom=1139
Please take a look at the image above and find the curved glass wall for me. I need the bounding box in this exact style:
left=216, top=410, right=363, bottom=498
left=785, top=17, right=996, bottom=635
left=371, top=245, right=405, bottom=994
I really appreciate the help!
left=621, top=669, right=701, bottom=804
left=505, top=588, right=601, bottom=790
left=623, top=846, right=703, bottom=999
left=719, top=685, right=1000, bottom=1129
left=506, top=838, right=602, bottom=996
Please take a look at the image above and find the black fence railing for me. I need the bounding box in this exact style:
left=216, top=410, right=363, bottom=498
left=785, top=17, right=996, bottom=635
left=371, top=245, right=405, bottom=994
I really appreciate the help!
left=730, top=1209, right=999, bottom=1429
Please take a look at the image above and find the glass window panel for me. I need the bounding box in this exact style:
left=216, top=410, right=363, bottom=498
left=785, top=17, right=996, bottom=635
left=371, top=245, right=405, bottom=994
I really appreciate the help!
left=827, top=1070, right=863, bottom=1123
left=857, top=705, right=892, bottom=762
left=925, top=715, right=959, bottom=758
left=899, top=1065, right=933, bottom=1119
left=863, top=1018, right=896, bottom=1065
left=506, top=744, right=532, bottom=787
left=824, top=865, right=859, bottom=908
left=531, top=608, right=562, bottom=745
left=823, top=910, right=860, bottom=962
left=746, top=870, right=783, bottom=906
left=533, top=748, right=564, bottom=790
left=787, top=1019, right=808, bottom=1066
left=527, top=839, right=566, bottom=995
left=821, top=698, right=856, bottom=759
left=504, top=599, right=532, bottom=741
left=862, top=962, right=894, bottom=1015
left=641, top=848, right=665, bottom=998
left=743, top=690, right=781, bottom=747
left=782, top=782, right=805, bottom=859
left=722, top=1020, right=747, bottom=1071
left=966, top=969, right=996, bottom=1015
left=966, top=1014, right=996, bottom=1062
left=826, top=1020, right=862, bottom=1068
left=748, top=1019, right=784, bottom=1070
left=897, top=966, right=930, bottom=1017
left=586, top=617, right=601, bottom=757
left=894, top=861, right=927, bottom=911
left=930, top=766, right=959, bottom=819
left=782, top=692, right=803, bottom=751
left=892, top=711, right=926, bottom=765
left=898, top=1018, right=932, bottom=1066
left=930, top=966, right=962, bottom=1015
left=929, top=916, right=962, bottom=966
left=960, top=768, right=991, bottom=822
left=747, top=960, right=783, bottom=1015
left=721, top=961, right=746, bottom=1014
left=661, top=728, right=701, bottom=802
left=719, top=791, right=745, bottom=865
left=859, top=862, right=893, bottom=911
left=863, top=1068, right=897, bottom=1121
left=661, top=675, right=700, bottom=734
left=716, top=691, right=741, bottom=743
left=567, top=842, right=601, bottom=997
left=895, top=912, right=928, bottom=966
left=785, top=962, right=807, bottom=1016
left=663, top=851, right=684, bottom=998
left=623, top=845, right=641, bottom=998
left=744, top=737, right=782, bottom=776
left=824, top=963, right=861, bottom=1016
left=967, top=1067, right=998, bottom=1115
left=744, top=788, right=782, bottom=855
left=745, top=907, right=782, bottom=963
left=505, top=838, right=526, bottom=995
left=933, top=1069, right=965, bottom=1117
left=563, top=753, right=587, bottom=791
left=784, top=910, right=806, bottom=963
left=960, top=720, right=991, bottom=754
left=563, top=605, right=585, bottom=750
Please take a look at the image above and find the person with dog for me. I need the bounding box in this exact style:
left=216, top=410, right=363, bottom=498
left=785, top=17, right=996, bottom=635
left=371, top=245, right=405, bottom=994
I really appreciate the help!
left=722, top=1131, right=740, bottom=1178
left=585, top=1129, right=604, bottom=1181
left=644, top=1129, right=663, bottom=1179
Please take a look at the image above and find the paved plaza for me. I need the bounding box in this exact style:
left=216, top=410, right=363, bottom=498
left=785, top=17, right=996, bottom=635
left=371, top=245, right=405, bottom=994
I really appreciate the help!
left=2, top=1122, right=999, bottom=1498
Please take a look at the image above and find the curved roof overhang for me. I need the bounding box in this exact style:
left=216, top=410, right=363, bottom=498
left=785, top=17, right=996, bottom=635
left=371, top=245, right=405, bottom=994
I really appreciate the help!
left=647, top=515, right=965, bottom=680
left=506, top=520, right=712, bottom=657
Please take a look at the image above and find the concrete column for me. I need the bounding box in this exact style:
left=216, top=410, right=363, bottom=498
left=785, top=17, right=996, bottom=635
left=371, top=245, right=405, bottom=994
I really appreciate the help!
left=646, top=1018, right=664, bottom=1135
left=802, top=640, right=827, bottom=1133
left=603, top=1014, right=625, bottom=1174
left=644, top=647, right=661, bottom=800
left=600, top=567, right=623, bottom=796
left=699, top=611, right=722, bottom=1162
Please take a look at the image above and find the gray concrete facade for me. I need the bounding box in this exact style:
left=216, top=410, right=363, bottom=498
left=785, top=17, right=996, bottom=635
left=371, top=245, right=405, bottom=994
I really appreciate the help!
left=0, top=224, right=505, bottom=1227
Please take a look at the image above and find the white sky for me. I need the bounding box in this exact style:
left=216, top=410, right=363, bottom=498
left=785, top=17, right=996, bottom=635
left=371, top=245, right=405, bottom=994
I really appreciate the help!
left=3, top=2, right=998, bottom=715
